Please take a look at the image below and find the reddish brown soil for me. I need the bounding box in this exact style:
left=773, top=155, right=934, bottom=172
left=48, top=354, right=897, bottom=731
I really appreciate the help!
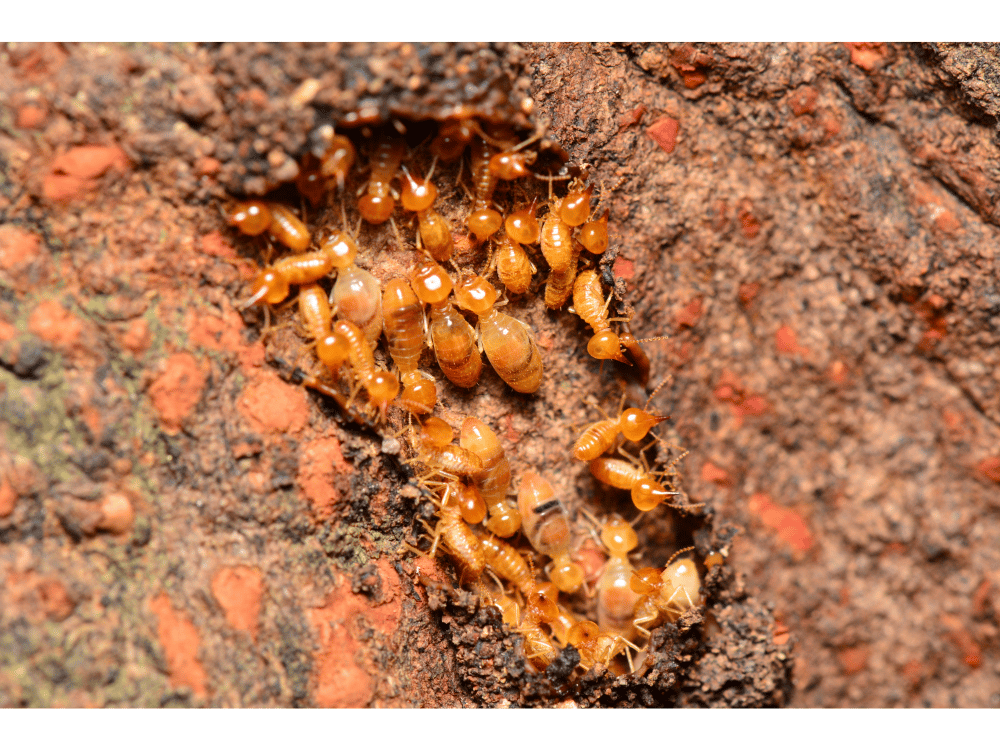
left=1, top=42, right=998, bottom=708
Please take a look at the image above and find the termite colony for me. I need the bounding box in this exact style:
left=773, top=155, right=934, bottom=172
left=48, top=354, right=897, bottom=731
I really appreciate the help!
left=224, top=111, right=713, bottom=684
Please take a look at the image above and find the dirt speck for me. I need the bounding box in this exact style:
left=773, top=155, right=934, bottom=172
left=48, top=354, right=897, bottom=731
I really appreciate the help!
left=211, top=566, right=264, bottom=640
left=237, top=370, right=310, bottom=435
left=147, top=352, right=208, bottom=434
left=149, top=592, right=209, bottom=700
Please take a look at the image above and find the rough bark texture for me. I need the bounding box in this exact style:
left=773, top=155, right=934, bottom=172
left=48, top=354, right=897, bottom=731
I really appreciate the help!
left=0, top=42, right=998, bottom=708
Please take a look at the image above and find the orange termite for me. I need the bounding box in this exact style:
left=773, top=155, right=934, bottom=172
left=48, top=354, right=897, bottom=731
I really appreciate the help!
left=578, top=209, right=609, bottom=255
left=572, top=269, right=630, bottom=363
left=517, top=471, right=583, bottom=593
left=493, top=231, right=536, bottom=296
left=596, top=516, right=641, bottom=641
left=588, top=456, right=680, bottom=512
left=566, top=620, right=637, bottom=673
left=242, top=251, right=334, bottom=308
left=382, top=277, right=434, bottom=414
left=333, top=318, right=398, bottom=420
left=630, top=547, right=701, bottom=636
left=430, top=117, right=476, bottom=162
left=358, top=134, right=405, bottom=224
left=410, top=258, right=482, bottom=390
left=267, top=203, right=311, bottom=252
left=505, top=197, right=541, bottom=245
left=459, top=416, right=518, bottom=537
left=466, top=135, right=503, bottom=242
left=298, top=282, right=332, bottom=342
left=453, top=273, right=543, bottom=394
left=320, top=133, right=357, bottom=192
left=540, top=198, right=581, bottom=309
left=559, top=182, right=594, bottom=227
left=226, top=200, right=272, bottom=236
left=426, top=493, right=485, bottom=583
left=478, top=534, right=537, bottom=598
left=400, top=164, right=453, bottom=262
left=332, top=263, right=383, bottom=347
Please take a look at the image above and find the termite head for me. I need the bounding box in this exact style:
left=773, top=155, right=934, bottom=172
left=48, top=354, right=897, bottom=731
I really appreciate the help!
left=587, top=331, right=629, bottom=364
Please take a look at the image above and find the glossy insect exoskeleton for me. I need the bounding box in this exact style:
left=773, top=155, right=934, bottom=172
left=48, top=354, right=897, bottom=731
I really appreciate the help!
left=320, top=230, right=360, bottom=270
left=410, top=259, right=482, bottom=389
left=298, top=282, right=332, bottom=342
left=494, top=232, right=535, bottom=296
left=243, top=251, right=334, bottom=307
left=515, top=590, right=560, bottom=671
left=332, top=264, right=383, bottom=347
left=589, top=457, right=679, bottom=512
left=596, top=516, right=641, bottom=640
left=381, top=277, right=432, bottom=414
left=400, top=165, right=453, bottom=262
left=630, top=550, right=701, bottom=636
left=578, top=209, right=610, bottom=255
left=358, top=134, right=405, bottom=224
left=319, top=133, right=357, bottom=192
left=478, top=534, right=537, bottom=597
left=398, top=371, right=437, bottom=416
left=333, top=319, right=398, bottom=419
left=430, top=117, right=475, bottom=162
left=427, top=496, right=485, bottom=583
left=559, top=182, right=594, bottom=227
left=267, top=203, right=311, bottom=252
left=517, top=471, right=583, bottom=593
left=466, top=136, right=503, bottom=242
left=459, top=417, right=518, bottom=537
left=505, top=197, right=541, bottom=245
left=540, top=199, right=581, bottom=309
left=227, top=200, right=272, bottom=236
left=295, top=153, right=325, bottom=206
left=566, top=620, right=636, bottom=673
left=572, top=270, right=629, bottom=363
left=572, top=403, right=669, bottom=461
left=316, top=329, right=350, bottom=375
left=453, top=273, right=543, bottom=394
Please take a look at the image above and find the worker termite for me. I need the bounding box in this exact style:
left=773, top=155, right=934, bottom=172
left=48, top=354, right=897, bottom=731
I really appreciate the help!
left=400, top=164, right=453, bottom=262
left=382, top=277, right=436, bottom=415
left=453, top=272, right=543, bottom=394
left=540, top=197, right=581, bottom=309
left=559, top=182, right=594, bottom=227
left=333, top=319, right=398, bottom=420
left=505, top=198, right=541, bottom=245
left=572, top=269, right=630, bottom=363
left=459, top=417, right=519, bottom=538
left=466, top=135, right=503, bottom=242
left=517, top=471, right=583, bottom=593
left=410, top=258, right=483, bottom=390
left=430, top=117, right=475, bottom=162
left=298, top=282, right=332, bottom=342
left=319, top=133, right=357, bottom=193
left=515, top=590, right=560, bottom=671
left=242, top=251, right=334, bottom=308
left=423, top=490, right=486, bottom=583
left=226, top=200, right=272, bottom=236
left=566, top=620, right=638, bottom=674
left=588, top=456, right=680, bottom=512
left=630, top=547, right=701, bottom=636
left=578, top=209, right=609, bottom=255
left=478, top=533, right=538, bottom=598
left=267, top=203, right=312, bottom=252
left=409, top=421, right=485, bottom=483
left=492, top=230, right=536, bottom=296
left=595, top=515, right=642, bottom=641
left=572, top=385, right=670, bottom=461
left=358, top=134, right=405, bottom=224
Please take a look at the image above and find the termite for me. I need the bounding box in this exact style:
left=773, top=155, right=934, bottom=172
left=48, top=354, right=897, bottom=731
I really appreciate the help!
left=588, top=456, right=680, bottom=512
left=226, top=200, right=272, bottom=236
left=559, top=182, right=594, bottom=227
left=267, top=203, right=311, bottom=252
left=478, top=534, right=538, bottom=598
left=459, top=417, right=519, bottom=538
left=430, top=117, right=475, bottom=163
left=295, top=153, right=325, bottom=206
left=298, top=282, right=332, bottom=342
left=505, top=197, right=541, bottom=245
left=572, top=386, right=670, bottom=461
left=424, top=489, right=485, bottom=583
left=578, top=209, right=609, bottom=255
left=453, top=272, right=543, bottom=394
left=242, top=251, right=334, bottom=308
left=332, top=263, right=383, bottom=347
left=333, top=318, right=398, bottom=420
left=517, top=471, right=583, bottom=593
left=630, top=547, right=701, bottom=636
left=400, top=164, right=453, bottom=262
left=492, top=230, right=536, bottom=296
left=572, top=269, right=630, bottom=363
left=358, top=134, right=405, bottom=224
left=540, top=197, right=581, bottom=309
left=596, top=515, right=642, bottom=640
left=320, top=133, right=357, bottom=193
left=566, top=620, right=637, bottom=674
left=466, top=135, right=503, bottom=242
left=410, top=258, right=483, bottom=389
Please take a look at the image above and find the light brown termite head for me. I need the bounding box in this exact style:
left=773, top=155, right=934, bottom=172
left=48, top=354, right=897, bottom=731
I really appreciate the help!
left=332, top=265, right=383, bottom=346
left=267, top=203, right=311, bottom=252
left=316, top=329, right=350, bottom=374
left=505, top=197, right=541, bottom=245
left=320, top=231, right=359, bottom=269
left=587, top=331, right=628, bottom=363
left=578, top=209, right=610, bottom=255
left=227, top=200, right=272, bottom=236
left=245, top=269, right=290, bottom=307
left=467, top=207, right=503, bottom=243
left=410, top=258, right=454, bottom=306
left=559, top=183, right=594, bottom=227
left=398, top=371, right=436, bottom=416
left=399, top=165, right=438, bottom=212
left=619, top=408, right=668, bottom=442
left=430, top=117, right=475, bottom=162
left=453, top=273, right=498, bottom=316
left=600, top=516, right=638, bottom=557
left=488, top=150, right=535, bottom=180
left=365, top=369, right=399, bottom=420
left=382, top=278, right=425, bottom=375
left=320, top=134, right=357, bottom=191
left=420, top=416, right=453, bottom=448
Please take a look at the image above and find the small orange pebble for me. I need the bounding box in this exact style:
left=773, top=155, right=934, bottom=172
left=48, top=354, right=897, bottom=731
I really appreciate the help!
left=675, top=296, right=703, bottom=329
left=27, top=299, right=84, bottom=351
left=737, top=281, right=761, bottom=306
left=199, top=231, right=236, bottom=259
left=747, top=492, right=815, bottom=552
left=737, top=200, right=761, bottom=240
left=147, top=352, right=208, bottom=434
left=737, top=394, right=769, bottom=417
left=837, top=645, right=870, bottom=676
left=211, top=565, right=264, bottom=640
left=149, top=592, right=209, bottom=699
left=941, top=614, right=982, bottom=669
left=195, top=156, right=221, bottom=176
left=96, top=491, right=135, bottom=535
left=0, top=224, right=43, bottom=277
left=772, top=619, right=790, bottom=646
left=670, top=45, right=711, bottom=89
left=844, top=42, right=887, bottom=72
left=971, top=579, right=992, bottom=618
left=775, top=324, right=808, bottom=356
left=237, top=370, right=309, bottom=436
left=297, top=436, right=353, bottom=520
left=827, top=360, right=850, bottom=386
left=120, top=317, right=151, bottom=356
left=975, top=456, right=1000, bottom=484
left=700, top=461, right=730, bottom=487
left=0, top=477, right=16, bottom=517
left=646, top=116, right=679, bottom=154
left=16, top=102, right=46, bottom=129
left=618, top=104, right=647, bottom=130
left=788, top=86, right=818, bottom=117
left=0, top=318, right=17, bottom=344
left=42, top=144, right=129, bottom=201
left=612, top=255, right=634, bottom=281
left=713, top=370, right=744, bottom=403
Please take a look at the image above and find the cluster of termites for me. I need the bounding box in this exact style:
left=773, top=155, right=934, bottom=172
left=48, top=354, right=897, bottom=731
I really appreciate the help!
left=225, top=113, right=711, bottom=680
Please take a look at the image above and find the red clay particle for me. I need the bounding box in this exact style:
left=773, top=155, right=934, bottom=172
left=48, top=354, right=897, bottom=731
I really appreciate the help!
left=297, top=436, right=353, bottom=520
left=737, top=282, right=761, bottom=307
left=238, top=370, right=310, bottom=435
left=147, top=352, right=207, bottom=434
left=700, top=461, right=731, bottom=486
left=211, top=566, right=264, bottom=640
left=195, top=157, right=221, bottom=176
left=612, top=256, right=634, bottom=281
left=646, top=116, right=680, bottom=153
left=42, top=145, right=129, bottom=202
left=737, top=200, right=761, bottom=240
left=675, top=296, right=704, bottom=328
left=827, top=360, right=850, bottom=386
left=976, top=456, right=1000, bottom=483
left=739, top=394, right=769, bottom=417
left=96, top=492, right=135, bottom=535
left=837, top=645, right=870, bottom=675
left=788, top=86, right=818, bottom=116
left=941, top=614, right=982, bottom=669
left=186, top=307, right=245, bottom=353
left=27, top=299, right=84, bottom=351
left=16, top=103, right=47, bottom=129
left=773, top=620, right=791, bottom=646
left=844, top=42, right=887, bottom=72
left=121, top=317, right=151, bottom=356
left=149, top=592, right=209, bottom=699
left=618, top=104, right=647, bottom=130
left=36, top=577, right=75, bottom=621
left=747, top=492, right=814, bottom=552
left=199, top=231, right=236, bottom=259
left=972, top=579, right=992, bottom=618
left=775, top=324, right=808, bottom=355
left=0, top=224, right=43, bottom=277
